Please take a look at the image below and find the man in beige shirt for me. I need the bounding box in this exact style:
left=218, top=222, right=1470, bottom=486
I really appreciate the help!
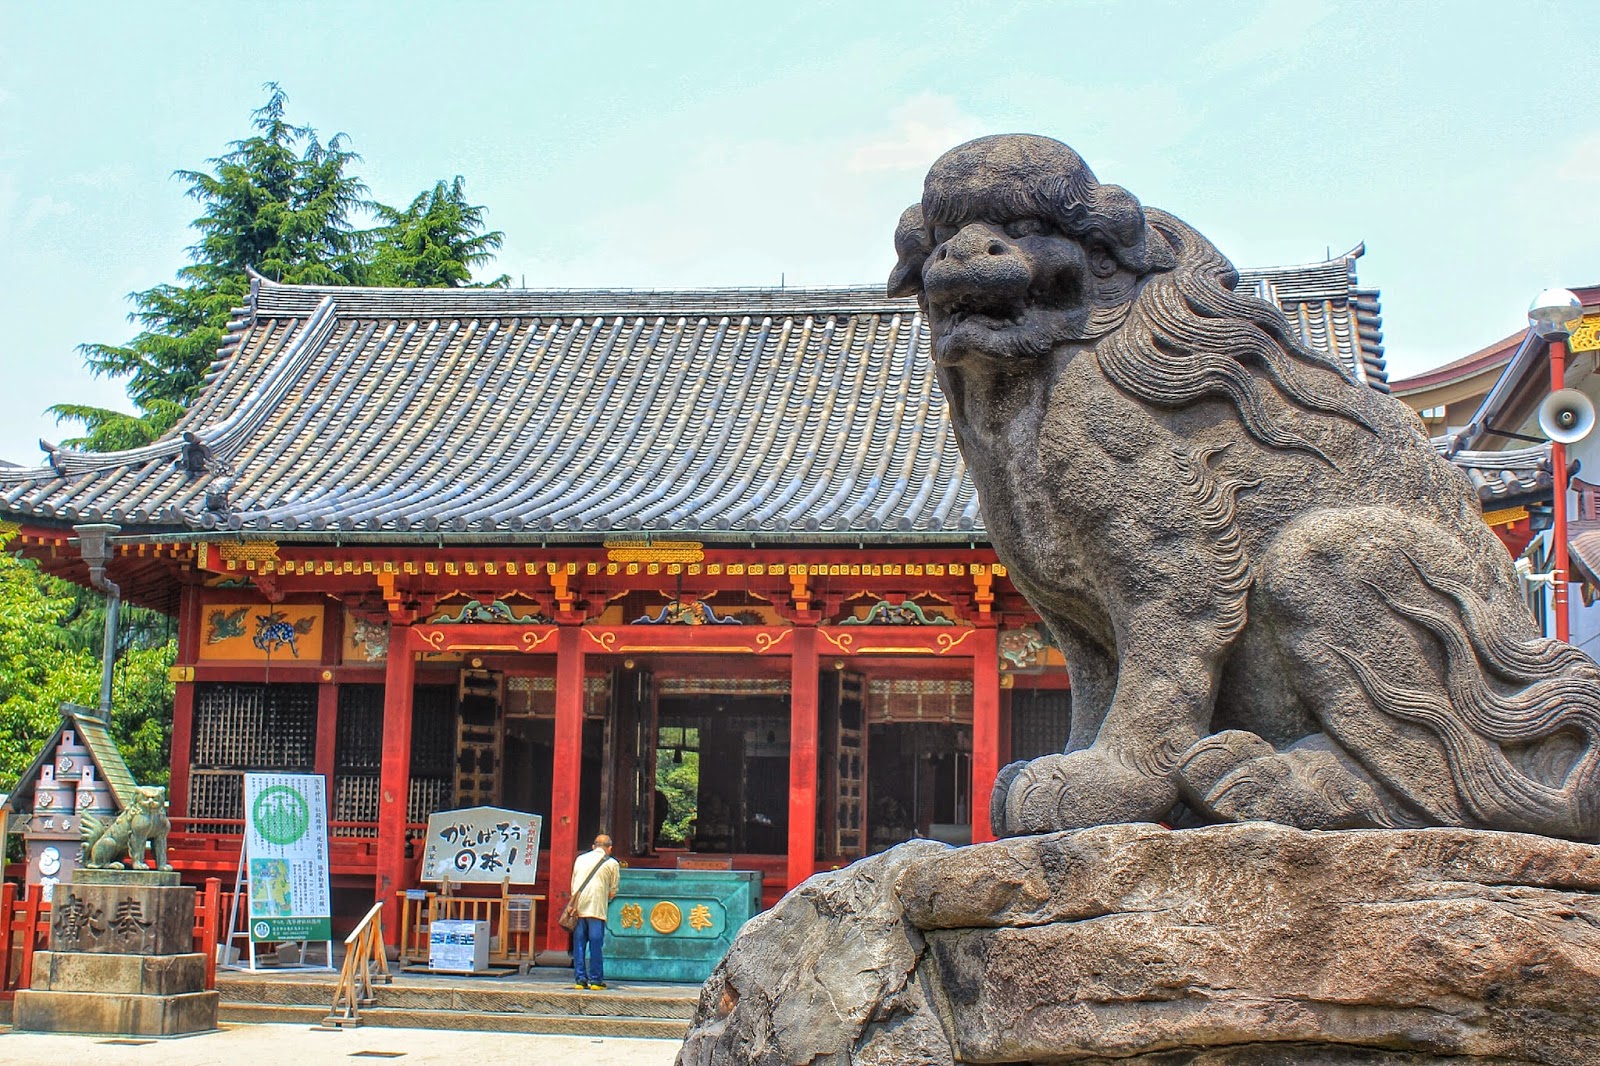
left=570, top=834, right=619, bottom=989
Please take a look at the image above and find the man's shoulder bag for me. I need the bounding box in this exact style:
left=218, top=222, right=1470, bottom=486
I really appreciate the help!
left=560, top=854, right=613, bottom=932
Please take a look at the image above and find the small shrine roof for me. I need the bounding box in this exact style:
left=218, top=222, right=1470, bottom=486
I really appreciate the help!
left=1, top=253, right=1386, bottom=542
left=1, top=703, right=141, bottom=816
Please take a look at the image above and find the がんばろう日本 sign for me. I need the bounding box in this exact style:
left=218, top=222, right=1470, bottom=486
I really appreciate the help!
left=419, top=806, right=542, bottom=884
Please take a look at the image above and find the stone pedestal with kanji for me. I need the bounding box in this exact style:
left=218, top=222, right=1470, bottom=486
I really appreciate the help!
left=13, top=870, right=218, bottom=1036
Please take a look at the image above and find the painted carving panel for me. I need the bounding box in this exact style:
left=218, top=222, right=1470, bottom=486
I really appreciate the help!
left=199, top=604, right=324, bottom=662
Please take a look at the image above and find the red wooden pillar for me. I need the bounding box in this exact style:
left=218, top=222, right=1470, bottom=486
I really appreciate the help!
left=169, top=686, right=197, bottom=820
left=1551, top=336, right=1572, bottom=643
left=314, top=683, right=338, bottom=809
left=376, top=624, right=415, bottom=942
left=970, top=627, right=1000, bottom=844
left=315, top=609, right=342, bottom=791
left=545, top=625, right=586, bottom=950
left=787, top=626, right=819, bottom=893
left=168, top=584, right=203, bottom=819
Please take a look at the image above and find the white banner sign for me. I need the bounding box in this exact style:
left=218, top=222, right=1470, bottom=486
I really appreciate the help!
left=243, top=773, right=332, bottom=942
left=419, top=805, right=542, bottom=884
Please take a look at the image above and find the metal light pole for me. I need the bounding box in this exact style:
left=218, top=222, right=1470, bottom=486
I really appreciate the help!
left=1528, top=288, right=1585, bottom=642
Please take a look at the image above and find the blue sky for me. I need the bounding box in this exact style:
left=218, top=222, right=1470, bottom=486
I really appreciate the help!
left=1, top=0, right=1596, bottom=466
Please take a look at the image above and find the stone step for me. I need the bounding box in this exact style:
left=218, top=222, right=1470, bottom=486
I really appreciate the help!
left=219, top=977, right=697, bottom=1020
left=220, top=1001, right=690, bottom=1040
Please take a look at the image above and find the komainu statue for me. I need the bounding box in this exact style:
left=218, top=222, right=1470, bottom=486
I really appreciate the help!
left=890, top=134, right=1600, bottom=841
left=81, top=784, right=173, bottom=870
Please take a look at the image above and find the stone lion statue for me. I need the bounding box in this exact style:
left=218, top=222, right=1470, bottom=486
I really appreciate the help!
left=81, top=784, right=173, bottom=870
left=890, top=134, right=1600, bottom=841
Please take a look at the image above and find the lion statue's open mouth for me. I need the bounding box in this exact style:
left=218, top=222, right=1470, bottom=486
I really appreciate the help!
left=891, top=133, right=1600, bottom=843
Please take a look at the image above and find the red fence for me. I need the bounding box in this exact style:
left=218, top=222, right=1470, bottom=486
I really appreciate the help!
left=1, top=877, right=222, bottom=999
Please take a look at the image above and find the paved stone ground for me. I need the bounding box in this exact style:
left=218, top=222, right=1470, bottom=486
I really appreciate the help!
left=0, top=1023, right=683, bottom=1064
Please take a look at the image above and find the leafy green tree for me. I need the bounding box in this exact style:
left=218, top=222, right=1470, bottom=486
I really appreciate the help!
left=368, top=176, right=509, bottom=288
left=0, top=551, right=173, bottom=788
left=109, top=640, right=176, bottom=785
left=54, top=85, right=511, bottom=451
left=655, top=748, right=700, bottom=846
left=52, top=84, right=371, bottom=451
left=0, top=552, right=97, bottom=782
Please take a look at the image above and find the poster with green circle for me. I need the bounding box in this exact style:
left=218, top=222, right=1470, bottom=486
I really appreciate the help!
left=244, top=774, right=332, bottom=943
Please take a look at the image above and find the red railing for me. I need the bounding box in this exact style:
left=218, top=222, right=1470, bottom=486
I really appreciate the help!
left=1, top=877, right=223, bottom=999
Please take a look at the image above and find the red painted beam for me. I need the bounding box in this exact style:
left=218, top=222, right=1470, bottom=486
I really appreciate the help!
left=375, top=626, right=416, bottom=943
left=544, top=625, right=586, bottom=950
left=970, top=627, right=1000, bottom=844
left=168, top=583, right=203, bottom=819
left=787, top=627, right=819, bottom=894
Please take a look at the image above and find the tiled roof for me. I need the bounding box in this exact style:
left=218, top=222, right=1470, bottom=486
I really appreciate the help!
left=1, top=255, right=1387, bottom=542
left=1437, top=441, right=1555, bottom=508
left=1234, top=244, right=1387, bottom=392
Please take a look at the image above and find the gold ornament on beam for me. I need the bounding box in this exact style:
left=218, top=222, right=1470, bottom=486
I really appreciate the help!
left=604, top=539, right=705, bottom=564
left=1569, top=313, right=1600, bottom=354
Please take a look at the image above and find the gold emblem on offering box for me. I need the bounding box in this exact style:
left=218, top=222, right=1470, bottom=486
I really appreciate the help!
left=649, top=901, right=683, bottom=934
left=619, top=903, right=644, bottom=929
left=688, top=904, right=713, bottom=932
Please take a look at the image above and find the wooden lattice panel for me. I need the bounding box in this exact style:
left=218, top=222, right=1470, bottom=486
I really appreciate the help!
left=334, top=773, right=379, bottom=830
left=1010, top=689, right=1072, bottom=762
left=867, top=678, right=973, bottom=724
left=335, top=685, right=384, bottom=773
left=502, top=674, right=612, bottom=718
left=188, top=768, right=244, bottom=832
left=192, top=683, right=316, bottom=769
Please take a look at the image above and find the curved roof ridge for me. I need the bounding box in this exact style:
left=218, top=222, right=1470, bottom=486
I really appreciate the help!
left=0, top=296, right=338, bottom=486
left=1237, top=242, right=1365, bottom=277
left=249, top=274, right=916, bottom=318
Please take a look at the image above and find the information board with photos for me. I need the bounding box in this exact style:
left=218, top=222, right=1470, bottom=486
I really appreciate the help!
left=244, top=772, right=332, bottom=942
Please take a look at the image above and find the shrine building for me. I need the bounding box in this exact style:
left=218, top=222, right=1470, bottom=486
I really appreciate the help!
left=0, top=247, right=1415, bottom=948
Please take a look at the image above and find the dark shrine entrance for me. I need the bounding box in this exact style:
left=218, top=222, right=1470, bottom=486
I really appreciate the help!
left=609, top=662, right=795, bottom=859
left=860, top=672, right=976, bottom=852
left=658, top=692, right=790, bottom=855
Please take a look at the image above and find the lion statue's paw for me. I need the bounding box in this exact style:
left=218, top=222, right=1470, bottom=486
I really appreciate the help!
left=1003, top=749, right=1179, bottom=834
left=1176, top=730, right=1392, bottom=831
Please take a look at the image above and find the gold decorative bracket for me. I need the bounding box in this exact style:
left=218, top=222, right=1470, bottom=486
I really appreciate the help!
left=605, top=540, right=704, bottom=564
left=1570, top=313, right=1599, bottom=354
left=971, top=565, right=994, bottom=616
left=790, top=571, right=811, bottom=613
left=550, top=566, right=577, bottom=615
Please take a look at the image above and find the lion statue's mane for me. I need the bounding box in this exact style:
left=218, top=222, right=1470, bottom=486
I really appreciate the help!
left=892, top=133, right=1600, bottom=841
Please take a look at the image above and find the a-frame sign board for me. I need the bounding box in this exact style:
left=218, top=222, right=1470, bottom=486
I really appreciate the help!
left=222, top=772, right=334, bottom=972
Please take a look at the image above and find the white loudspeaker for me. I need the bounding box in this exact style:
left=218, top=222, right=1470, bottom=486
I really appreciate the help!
left=1538, top=389, right=1597, bottom=445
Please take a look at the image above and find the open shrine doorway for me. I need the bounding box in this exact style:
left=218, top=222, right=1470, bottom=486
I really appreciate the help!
left=642, top=674, right=794, bottom=858
left=862, top=676, right=975, bottom=853
left=380, top=664, right=608, bottom=848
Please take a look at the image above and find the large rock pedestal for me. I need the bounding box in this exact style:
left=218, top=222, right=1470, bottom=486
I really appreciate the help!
left=13, top=871, right=218, bottom=1037
left=678, top=824, right=1600, bottom=1066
